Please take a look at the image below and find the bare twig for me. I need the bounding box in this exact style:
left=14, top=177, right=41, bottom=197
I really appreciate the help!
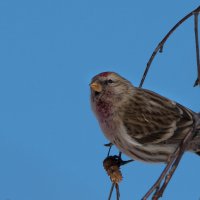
left=108, top=183, right=120, bottom=200
left=108, top=183, right=115, bottom=200
left=142, top=127, right=194, bottom=200
left=194, top=12, right=200, bottom=86
left=139, top=6, right=200, bottom=88
left=115, top=183, right=120, bottom=200
left=153, top=127, right=194, bottom=199
left=141, top=150, right=179, bottom=200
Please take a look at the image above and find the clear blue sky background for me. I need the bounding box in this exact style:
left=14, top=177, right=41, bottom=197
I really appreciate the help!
left=0, top=1, right=200, bottom=200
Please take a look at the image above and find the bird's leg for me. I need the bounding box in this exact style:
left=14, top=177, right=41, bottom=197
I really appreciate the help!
left=118, top=152, right=122, bottom=159
left=104, top=142, right=113, bottom=147
left=142, top=127, right=194, bottom=200
left=117, top=151, right=134, bottom=166
left=104, top=143, right=113, bottom=157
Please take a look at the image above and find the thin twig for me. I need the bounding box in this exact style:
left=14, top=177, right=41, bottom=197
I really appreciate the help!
left=194, top=12, right=200, bottom=87
left=108, top=183, right=115, bottom=200
left=115, top=183, right=120, bottom=200
left=141, top=145, right=180, bottom=200
left=108, top=183, right=120, bottom=200
left=142, top=127, right=194, bottom=200
left=139, top=6, right=200, bottom=88
left=153, top=127, right=194, bottom=199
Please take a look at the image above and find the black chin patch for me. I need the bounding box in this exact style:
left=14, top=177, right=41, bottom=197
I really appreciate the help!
left=95, top=91, right=100, bottom=96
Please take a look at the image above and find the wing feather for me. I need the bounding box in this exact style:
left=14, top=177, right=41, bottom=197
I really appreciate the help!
left=121, top=88, right=195, bottom=144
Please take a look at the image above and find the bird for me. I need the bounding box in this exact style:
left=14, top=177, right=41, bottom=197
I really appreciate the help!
left=90, top=71, right=200, bottom=163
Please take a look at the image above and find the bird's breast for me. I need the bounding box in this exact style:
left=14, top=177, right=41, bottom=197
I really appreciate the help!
left=95, top=100, right=114, bottom=120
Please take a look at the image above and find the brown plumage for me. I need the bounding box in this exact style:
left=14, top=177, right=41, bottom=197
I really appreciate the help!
left=90, top=72, right=200, bottom=163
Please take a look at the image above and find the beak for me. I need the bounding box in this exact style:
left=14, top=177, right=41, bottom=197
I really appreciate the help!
left=90, top=82, right=102, bottom=92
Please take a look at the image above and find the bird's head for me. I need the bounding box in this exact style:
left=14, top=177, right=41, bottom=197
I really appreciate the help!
left=90, top=72, right=134, bottom=102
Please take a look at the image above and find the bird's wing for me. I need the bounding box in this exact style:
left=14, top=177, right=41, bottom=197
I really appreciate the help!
left=121, top=88, right=195, bottom=144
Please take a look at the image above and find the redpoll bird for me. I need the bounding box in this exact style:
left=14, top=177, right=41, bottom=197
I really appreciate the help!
left=90, top=72, right=200, bottom=163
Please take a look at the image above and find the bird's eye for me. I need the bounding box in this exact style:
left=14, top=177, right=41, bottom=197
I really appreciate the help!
left=105, top=79, right=113, bottom=85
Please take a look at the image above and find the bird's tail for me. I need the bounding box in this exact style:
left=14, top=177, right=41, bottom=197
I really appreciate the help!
left=185, top=113, right=200, bottom=155
left=193, top=113, right=200, bottom=155
left=196, top=112, right=200, bottom=133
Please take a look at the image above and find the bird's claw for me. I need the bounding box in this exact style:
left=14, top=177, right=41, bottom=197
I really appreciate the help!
left=104, top=142, right=113, bottom=147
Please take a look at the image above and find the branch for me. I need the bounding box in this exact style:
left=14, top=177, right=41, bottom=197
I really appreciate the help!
left=139, top=6, right=200, bottom=88
left=194, top=12, right=200, bottom=86
left=142, top=126, right=194, bottom=200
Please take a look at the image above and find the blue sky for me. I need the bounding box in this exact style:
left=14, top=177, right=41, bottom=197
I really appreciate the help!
left=0, top=1, right=200, bottom=200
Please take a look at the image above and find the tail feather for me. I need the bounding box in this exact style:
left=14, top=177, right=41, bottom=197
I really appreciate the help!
left=187, top=113, right=200, bottom=155
left=194, top=113, right=200, bottom=156
left=196, top=112, right=200, bottom=133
